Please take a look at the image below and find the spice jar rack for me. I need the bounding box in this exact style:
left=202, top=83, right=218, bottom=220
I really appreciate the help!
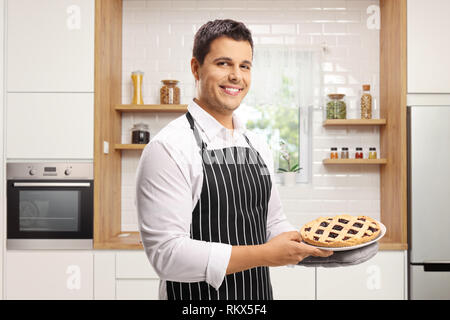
left=322, top=118, right=387, bottom=165
left=114, top=104, right=188, bottom=151
left=323, top=119, right=386, bottom=126
left=323, top=158, right=387, bottom=165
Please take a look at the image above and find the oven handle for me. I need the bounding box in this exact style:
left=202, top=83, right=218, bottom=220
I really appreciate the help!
left=13, top=182, right=91, bottom=187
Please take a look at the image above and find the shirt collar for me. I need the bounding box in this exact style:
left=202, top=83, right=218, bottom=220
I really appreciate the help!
left=187, top=99, right=247, bottom=142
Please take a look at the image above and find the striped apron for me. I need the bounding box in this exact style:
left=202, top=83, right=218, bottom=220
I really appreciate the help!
left=166, top=111, right=273, bottom=300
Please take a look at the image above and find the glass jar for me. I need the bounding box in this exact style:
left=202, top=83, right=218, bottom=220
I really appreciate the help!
left=131, top=123, right=150, bottom=144
left=131, top=71, right=144, bottom=105
left=355, top=147, right=363, bottom=159
left=330, top=147, right=338, bottom=159
left=360, top=84, right=372, bottom=119
left=160, top=80, right=180, bottom=104
left=326, top=94, right=347, bottom=119
left=341, top=147, right=349, bottom=159
left=368, top=147, right=377, bottom=159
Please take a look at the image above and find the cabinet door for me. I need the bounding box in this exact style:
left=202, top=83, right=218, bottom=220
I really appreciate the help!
left=270, top=266, right=315, bottom=300
left=6, top=0, right=94, bottom=92
left=407, top=0, right=450, bottom=93
left=6, top=93, right=93, bottom=159
left=316, top=251, right=406, bottom=300
left=5, top=251, right=93, bottom=299
left=94, top=252, right=116, bottom=300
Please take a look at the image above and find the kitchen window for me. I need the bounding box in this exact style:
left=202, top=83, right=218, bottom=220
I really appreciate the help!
left=238, top=46, right=322, bottom=183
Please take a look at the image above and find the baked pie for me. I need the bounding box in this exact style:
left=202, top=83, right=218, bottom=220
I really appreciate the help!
left=300, top=215, right=381, bottom=248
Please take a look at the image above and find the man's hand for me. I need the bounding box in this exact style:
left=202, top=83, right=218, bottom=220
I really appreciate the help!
left=261, top=231, right=333, bottom=267
left=226, top=231, right=333, bottom=275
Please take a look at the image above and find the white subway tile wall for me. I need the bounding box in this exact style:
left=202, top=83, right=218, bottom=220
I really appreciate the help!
left=121, top=0, right=381, bottom=231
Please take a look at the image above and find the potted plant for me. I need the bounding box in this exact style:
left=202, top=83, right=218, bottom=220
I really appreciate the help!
left=277, top=141, right=301, bottom=186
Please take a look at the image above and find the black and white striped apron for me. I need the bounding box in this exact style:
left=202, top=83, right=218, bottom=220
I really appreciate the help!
left=166, top=111, right=273, bottom=300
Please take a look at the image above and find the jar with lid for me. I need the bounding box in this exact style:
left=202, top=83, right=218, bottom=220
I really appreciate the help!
left=326, top=94, right=347, bottom=119
left=341, top=147, right=349, bottom=159
left=360, top=84, right=372, bottom=119
left=131, top=123, right=150, bottom=144
left=160, top=80, right=180, bottom=104
left=330, top=147, right=339, bottom=159
left=355, top=147, right=363, bottom=159
left=368, top=147, right=377, bottom=159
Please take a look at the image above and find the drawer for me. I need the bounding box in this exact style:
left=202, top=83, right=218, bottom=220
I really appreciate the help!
left=116, top=279, right=159, bottom=300
left=116, top=251, right=158, bottom=279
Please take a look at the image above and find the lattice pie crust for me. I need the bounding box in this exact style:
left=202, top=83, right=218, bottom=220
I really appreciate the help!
left=300, top=215, right=381, bottom=248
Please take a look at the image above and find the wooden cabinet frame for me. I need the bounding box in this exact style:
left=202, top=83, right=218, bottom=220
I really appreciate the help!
left=379, top=0, right=408, bottom=250
left=93, top=0, right=408, bottom=250
left=93, top=0, right=123, bottom=248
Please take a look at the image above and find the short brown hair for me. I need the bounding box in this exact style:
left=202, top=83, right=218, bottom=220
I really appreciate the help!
left=192, top=19, right=254, bottom=65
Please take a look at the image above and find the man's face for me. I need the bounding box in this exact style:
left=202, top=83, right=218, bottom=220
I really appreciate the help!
left=191, top=36, right=253, bottom=114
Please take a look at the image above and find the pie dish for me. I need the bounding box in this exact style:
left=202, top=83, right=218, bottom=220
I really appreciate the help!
left=300, top=215, right=382, bottom=248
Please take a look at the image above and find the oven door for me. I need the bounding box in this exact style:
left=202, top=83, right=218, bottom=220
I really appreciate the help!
left=7, top=179, right=93, bottom=249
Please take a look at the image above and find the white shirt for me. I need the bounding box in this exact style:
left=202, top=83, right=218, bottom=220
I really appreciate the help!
left=135, top=99, right=296, bottom=300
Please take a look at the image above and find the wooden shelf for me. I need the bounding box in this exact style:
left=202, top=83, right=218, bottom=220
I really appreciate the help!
left=115, top=143, right=147, bottom=150
left=323, top=159, right=387, bottom=165
left=115, top=104, right=188, bottom=112
left=323, top=119, right=387, bottom=126
left=94, top=232, right=143, bottom=250
left=379, top=237, right=408, bottom=250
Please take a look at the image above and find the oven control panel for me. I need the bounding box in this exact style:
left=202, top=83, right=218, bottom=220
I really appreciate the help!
left=7, top=162, right=93, bottom=180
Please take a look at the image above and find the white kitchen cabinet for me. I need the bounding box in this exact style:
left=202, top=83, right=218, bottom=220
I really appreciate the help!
left=407, top=0, right=450, bottom=93
left=93, top=252, right=116, bottom=300
left=115, top=251, right=160, bottom=300
left=316, top=251, right=406, bottom=300
left=91, top=251, right=406, bottom=300
left=93, top=251, right=160, bottom=300
left=6, top=0, right=94, bottom=92
left=270, top=266, right=315, bottom=300
left=116, top=251, right=159, bottom=279
left=6, top=92, right=93, bottom=159
left=116, top=280, right=160, bottom=300
left=5, top=251, right=93, bottom=299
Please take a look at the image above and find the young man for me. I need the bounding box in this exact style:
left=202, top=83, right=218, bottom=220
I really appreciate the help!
left=136, top=19, right=332, bottom=300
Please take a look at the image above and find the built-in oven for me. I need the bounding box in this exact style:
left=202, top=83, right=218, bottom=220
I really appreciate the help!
left=7, top=162, right=93, bottom=249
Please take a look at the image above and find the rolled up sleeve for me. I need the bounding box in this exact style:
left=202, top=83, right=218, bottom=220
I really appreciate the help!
left=136, top=139, right=231, bottom=289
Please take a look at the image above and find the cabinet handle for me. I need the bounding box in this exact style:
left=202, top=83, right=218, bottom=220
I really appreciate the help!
left=13, top=182, right=91, bottom=187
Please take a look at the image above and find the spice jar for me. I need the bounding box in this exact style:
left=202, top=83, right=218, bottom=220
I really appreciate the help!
left=326, top=94, right=347, bottom=119
left=160, top=80, right=180, bottom=104
left=360, top=84, right=372, bottom=119
left=131, top=123, right=150, bottom=144
left=355, top=147, right=363, bottom=159
left=368, top=147, right=377, bottom=159
left=341, top=147, right=349, bottom=159
left=330, top=147, right=339, bottom=159
left=131, top=71, right=144, bottom=105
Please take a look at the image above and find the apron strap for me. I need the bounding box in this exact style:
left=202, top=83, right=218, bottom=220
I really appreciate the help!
left=186, top=111, right=207, bottom=151
left=186, top=111, right=262, bottom=161
left=242, top=134, right=255, bottom=150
